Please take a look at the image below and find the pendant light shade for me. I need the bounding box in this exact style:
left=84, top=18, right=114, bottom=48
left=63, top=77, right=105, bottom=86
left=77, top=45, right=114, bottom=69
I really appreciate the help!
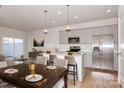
left=66, top=5, right=71, bottom=31
left=44, top=10, right=48, bottom=34
left=66, top=25, right=71, bottom=31
left=44, top=28, right=48, bottom=34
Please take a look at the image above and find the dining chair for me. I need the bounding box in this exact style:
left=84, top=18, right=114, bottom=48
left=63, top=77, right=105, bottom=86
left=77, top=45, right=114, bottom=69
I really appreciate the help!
left=0, top=54, right=5, bottom=61
left=49, top=54, right=57, bottom=65
left=0, top=61, right=7, bottom=68
left=36, top=56, right=48, bottom=65
left=53, top=59, right=68, bottom=68
left=0, top=61, right=15, bottom=88
left=7, top=60, right=15, bottom=66
left=37, top=53, right=43, bottom=56
left=53, top=59, right=68, bottom=88
left=65, top=55, right=78, bottom=85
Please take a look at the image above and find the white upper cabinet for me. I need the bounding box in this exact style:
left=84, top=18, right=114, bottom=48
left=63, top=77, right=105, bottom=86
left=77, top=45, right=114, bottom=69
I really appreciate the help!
left=59, top=25, right=117, bottom=44
left=59, top=29, right=92, bottom=44
left=79, top=29, right=92, bottom=44
left=59, top=31, right=69, bottom=44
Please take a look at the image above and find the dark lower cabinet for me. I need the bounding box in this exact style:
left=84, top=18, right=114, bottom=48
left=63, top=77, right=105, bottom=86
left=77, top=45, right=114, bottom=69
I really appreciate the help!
left=28, top=52, right=41, bottom=60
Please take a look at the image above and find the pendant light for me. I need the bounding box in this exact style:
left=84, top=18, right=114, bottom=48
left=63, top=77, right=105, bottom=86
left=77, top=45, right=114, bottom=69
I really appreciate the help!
left=66, top=5, right=71, bottom=31
left=44, top=10, right=48, bottom=34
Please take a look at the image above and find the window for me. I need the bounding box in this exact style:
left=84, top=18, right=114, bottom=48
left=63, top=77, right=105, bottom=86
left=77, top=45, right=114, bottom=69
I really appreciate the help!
left=3, top=37, right=23, bottom=58
left=3, top=37, right=14, bottom=57
left=14, top=39, right=23, bottom=57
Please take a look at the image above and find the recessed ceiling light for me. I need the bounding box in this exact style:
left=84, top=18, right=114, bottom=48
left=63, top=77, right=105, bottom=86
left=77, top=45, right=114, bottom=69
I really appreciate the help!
left=57, top=11, right=62, bottom=15
left=52, top=21, right=55, bottom=23
left=106, top=9, right=111, bottom=13
left=74, top=16, right=78, bottom=19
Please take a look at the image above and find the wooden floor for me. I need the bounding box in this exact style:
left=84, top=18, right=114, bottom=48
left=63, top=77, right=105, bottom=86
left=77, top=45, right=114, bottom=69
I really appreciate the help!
left=68, top=68, right=121, bottom=88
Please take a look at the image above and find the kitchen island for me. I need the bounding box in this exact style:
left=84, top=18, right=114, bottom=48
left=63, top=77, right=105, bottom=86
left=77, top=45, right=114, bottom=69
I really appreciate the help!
left=43, top=52, right=86, bottom=81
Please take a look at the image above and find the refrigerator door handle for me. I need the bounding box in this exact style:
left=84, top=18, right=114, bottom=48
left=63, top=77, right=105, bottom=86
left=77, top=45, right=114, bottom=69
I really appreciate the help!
left=118, top=51, right=124, bottom=56
left=99, top=41, right=103, bottom=56
left=118, top=52, right=121, bottom=56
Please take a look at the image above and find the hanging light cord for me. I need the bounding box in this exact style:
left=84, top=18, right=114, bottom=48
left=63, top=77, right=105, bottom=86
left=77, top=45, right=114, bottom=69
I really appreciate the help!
left=44, top=10, right=47, bottom=29
left=67, top=5, right=70, bottom=26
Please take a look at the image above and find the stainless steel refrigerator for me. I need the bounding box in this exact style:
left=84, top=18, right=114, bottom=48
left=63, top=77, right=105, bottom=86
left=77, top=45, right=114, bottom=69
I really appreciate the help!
left=92, top=34, right=114, bottom=70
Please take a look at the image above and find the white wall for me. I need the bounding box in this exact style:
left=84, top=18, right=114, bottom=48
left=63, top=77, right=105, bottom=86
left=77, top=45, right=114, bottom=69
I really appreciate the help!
left=0, top=26, right=27, bottom=57
left=118, top=6, right=124, bottom=87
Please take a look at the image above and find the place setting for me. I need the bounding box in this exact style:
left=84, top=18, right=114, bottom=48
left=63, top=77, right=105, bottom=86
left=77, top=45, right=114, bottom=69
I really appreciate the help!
left=25, top=63, right=43, bottom=83
left=4, top=68, right=19, bottom=75
left=25, top=74, right=43, bottom=83
left=46, top=65, right=57, bottom=70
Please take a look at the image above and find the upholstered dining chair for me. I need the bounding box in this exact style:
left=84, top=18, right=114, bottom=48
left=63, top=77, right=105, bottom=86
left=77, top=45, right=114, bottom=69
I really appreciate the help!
left=53, top=59, right=68, bottom=68
left=49, top=54, right=57, bottom=65
left=36, top=56, right=48, bottom=65
left=53, top=59, right=68, bottom=88
left=0, top=61, right=7, bottom=68
left=49, top=54, right=57, bottom=62
left=0, top=61, right=15, bottom=88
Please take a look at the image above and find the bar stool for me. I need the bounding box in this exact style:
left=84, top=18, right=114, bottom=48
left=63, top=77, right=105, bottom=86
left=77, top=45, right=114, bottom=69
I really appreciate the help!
left=49, top=54, right=57, bottom=65
left=65, top=55, right=78, bottom=85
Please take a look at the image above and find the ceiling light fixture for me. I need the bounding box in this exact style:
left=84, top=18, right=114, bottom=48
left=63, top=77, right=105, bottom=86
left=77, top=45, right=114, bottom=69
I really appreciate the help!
left=74, top=16, right=78, bottom=19
left=66, top=5, right=71, bottom=32
left=106, top=9, right=111, bottom=13
left=44, top=10, right=48, bottom=34
left=57, top=11, right=62, bottom=15
left=52, top=20, right=55, bottom=23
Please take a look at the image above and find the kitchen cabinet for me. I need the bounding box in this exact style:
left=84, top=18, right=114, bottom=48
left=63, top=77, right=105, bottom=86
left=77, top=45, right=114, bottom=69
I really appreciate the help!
left=59, top=31, right=68, bottom=44
left=80, top=29, right=92, bottom=44
left=59, top=25, right=118, bottom=45
left=59, top=29, right=92, bottom=44
left=84, top=52, right=92, bottom=67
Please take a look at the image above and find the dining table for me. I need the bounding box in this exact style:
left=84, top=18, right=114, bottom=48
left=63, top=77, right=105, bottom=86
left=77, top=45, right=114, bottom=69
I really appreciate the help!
left=0, top=63, right=68, bottom=88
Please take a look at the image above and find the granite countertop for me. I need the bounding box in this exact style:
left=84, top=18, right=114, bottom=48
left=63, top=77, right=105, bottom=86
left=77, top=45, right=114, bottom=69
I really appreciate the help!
left=55, top=51, right=86, bottom=55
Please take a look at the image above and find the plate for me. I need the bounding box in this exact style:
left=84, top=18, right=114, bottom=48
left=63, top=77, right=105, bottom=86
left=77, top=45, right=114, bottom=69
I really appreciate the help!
left=4, top=68, right=18, bottom=74
left=46, top=66, right=57, bottom=70
left=25, top=74, right=43, bottom=82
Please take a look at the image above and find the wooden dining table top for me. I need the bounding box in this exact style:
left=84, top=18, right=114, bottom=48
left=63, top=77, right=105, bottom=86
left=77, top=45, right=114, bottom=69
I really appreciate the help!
left=0, top=63, right=68, bottom=88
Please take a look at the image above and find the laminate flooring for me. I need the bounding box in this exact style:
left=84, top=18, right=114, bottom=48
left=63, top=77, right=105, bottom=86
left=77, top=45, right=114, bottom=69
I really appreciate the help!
left=68, top=68, right=121, bottom=88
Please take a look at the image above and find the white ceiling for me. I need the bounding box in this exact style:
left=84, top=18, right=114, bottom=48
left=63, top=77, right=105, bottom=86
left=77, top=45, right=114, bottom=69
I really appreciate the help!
left=0, top=5, right=118, bottom=31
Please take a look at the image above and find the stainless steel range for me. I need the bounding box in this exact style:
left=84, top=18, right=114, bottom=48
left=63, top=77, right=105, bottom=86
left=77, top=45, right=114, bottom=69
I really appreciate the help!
left=67, top=46, right=81, bottom=52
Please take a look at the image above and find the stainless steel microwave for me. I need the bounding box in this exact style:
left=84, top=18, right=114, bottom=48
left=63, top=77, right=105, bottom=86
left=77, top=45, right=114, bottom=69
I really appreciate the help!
left=68, top=37, right=80, bottom=44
